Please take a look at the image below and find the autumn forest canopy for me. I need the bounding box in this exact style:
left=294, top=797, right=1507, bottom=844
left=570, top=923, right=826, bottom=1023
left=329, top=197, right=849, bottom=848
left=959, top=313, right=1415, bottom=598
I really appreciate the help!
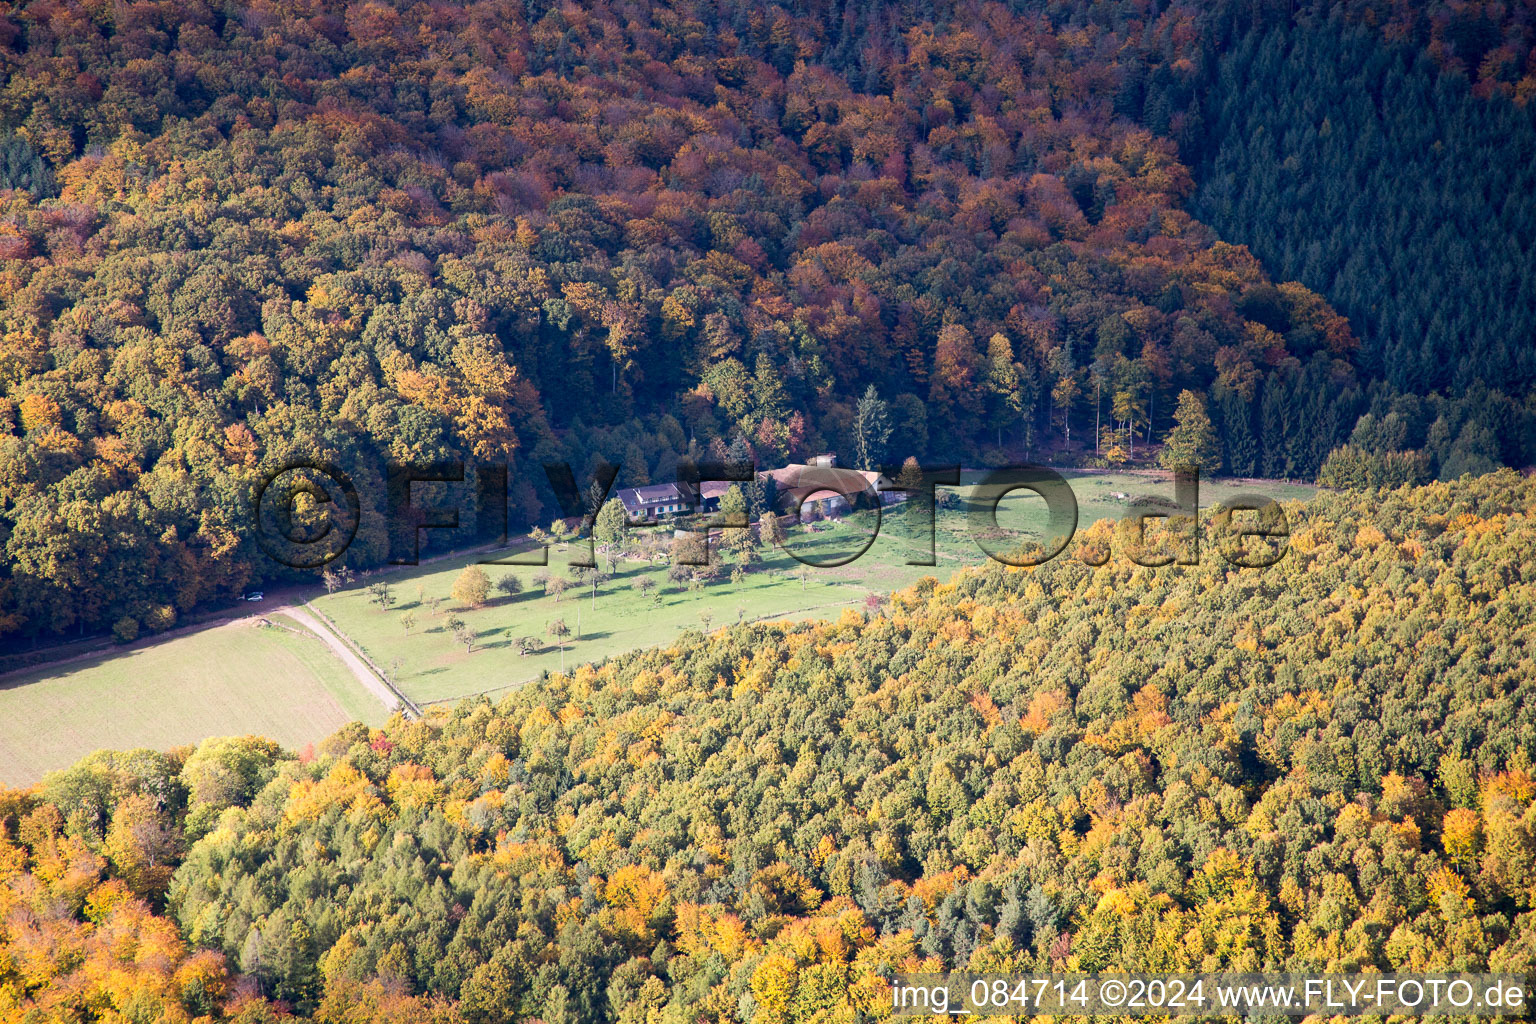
left=0, top=0, right=1533, bottom=638
left=6, top=471, right=1536, bottom=1022
left=5, top=0, right=1536, bottom=1019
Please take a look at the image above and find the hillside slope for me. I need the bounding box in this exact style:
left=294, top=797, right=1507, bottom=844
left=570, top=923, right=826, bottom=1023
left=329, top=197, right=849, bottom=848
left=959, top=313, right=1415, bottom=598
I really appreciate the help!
left=5, top=471, right=1536, bottom=1020
left=0, top=0, right=1361, bottom=640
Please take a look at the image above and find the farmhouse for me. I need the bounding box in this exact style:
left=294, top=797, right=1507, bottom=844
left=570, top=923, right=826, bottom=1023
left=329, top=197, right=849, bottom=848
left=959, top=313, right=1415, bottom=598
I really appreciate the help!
left=616, top=482, right=695, bottom=521
left=762, top=454, right=898, bottom=518
left=617, top=454, right=901, bottom=525
left=698, top=480, right=731, bottom=514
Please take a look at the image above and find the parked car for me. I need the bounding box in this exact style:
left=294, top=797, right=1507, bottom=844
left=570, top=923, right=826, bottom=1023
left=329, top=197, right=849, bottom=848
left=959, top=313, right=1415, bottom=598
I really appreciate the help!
left=244, top=591, right=264, bottom=602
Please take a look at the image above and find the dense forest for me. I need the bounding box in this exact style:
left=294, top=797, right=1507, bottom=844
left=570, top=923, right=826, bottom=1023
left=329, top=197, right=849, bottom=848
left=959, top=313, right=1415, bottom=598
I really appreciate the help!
left=1189, top=10, right=1536, bottom=481
left=4, top=3, right=1533, bottom=1018
left=4, top=470, right=1536, bottom=1021
left=0, top=0, right=1532, bottom=637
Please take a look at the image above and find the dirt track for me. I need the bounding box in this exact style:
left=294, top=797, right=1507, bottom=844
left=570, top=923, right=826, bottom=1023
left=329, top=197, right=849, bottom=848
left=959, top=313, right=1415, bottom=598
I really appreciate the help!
left=267, top=604, right=399, bottom=715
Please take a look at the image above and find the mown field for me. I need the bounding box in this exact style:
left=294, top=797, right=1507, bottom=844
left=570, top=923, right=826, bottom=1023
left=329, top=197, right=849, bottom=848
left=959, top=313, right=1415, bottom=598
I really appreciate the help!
left=0, top=615, right=386, bottom=785
left=318, top=470, right=1317, bottom=704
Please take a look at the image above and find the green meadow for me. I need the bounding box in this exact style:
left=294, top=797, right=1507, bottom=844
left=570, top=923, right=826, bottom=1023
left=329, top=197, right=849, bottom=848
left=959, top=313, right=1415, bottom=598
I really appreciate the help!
left=317, top=469, right=1317, bottom=705
left=0, top=615, right=385, bottom=786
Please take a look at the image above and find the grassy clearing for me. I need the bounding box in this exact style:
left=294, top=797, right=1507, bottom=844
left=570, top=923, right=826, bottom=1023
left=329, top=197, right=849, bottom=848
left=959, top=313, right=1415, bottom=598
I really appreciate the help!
left=320, top=469, right=1316, bottom=705
left=318, top=542, right=872, bottom=704
left=0, top=469, right=1313, bottom=781
left=0, top=618, right=385, bottom=786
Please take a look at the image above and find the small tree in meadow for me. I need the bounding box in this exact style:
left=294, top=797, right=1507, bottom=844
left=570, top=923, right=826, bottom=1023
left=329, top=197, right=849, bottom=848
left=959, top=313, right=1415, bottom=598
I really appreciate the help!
left=895, top=456, right=925, bottom=493
left=548, top=619, right=571, bottom=671
left=452, top=623, right=477, bottom=653
left=633, top=576, right=656, bottom=614
left=593, top=498, right=628, bottom=573
left=759, top=511, right=786, bottom=548
left=451, top=566, right=491, bottom=608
